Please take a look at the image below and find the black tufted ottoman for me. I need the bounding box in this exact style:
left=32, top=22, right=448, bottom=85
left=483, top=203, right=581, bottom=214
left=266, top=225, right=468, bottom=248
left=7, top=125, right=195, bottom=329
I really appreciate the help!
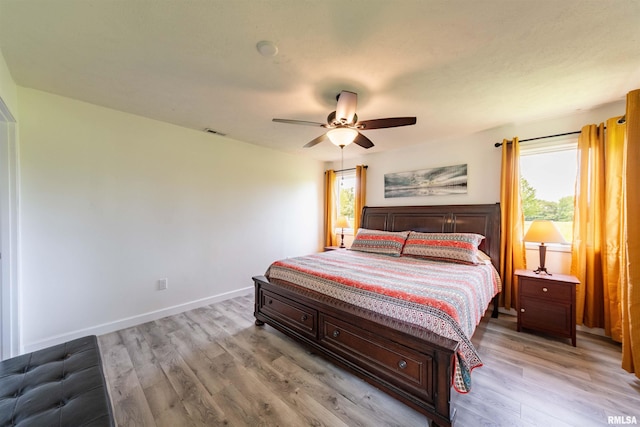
left=0, top=335, right=115, bottom=427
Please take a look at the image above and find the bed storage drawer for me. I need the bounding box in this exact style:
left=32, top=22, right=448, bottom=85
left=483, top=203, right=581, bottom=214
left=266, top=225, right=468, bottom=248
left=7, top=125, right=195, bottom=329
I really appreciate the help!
left=259, top=289, right=317, bottom=339
left=319, top=314, right=434, bottom=403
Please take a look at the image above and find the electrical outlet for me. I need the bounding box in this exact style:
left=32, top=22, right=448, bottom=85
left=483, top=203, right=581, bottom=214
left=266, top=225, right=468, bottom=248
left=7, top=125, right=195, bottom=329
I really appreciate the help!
left=157, top=278, right=168, bottom=291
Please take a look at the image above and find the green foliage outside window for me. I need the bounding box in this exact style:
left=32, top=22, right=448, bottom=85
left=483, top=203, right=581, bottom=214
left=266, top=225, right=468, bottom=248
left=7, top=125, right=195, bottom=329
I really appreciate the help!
left=339, top=186, right=355, bottom=223
left=521, top=177, right=574, bottom=241
left=521, top=177, right=573, bottom=221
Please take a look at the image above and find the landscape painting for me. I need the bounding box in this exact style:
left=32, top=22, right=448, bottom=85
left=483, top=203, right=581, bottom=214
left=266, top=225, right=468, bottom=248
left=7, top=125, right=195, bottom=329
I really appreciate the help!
left=384, top=164, right=468, bottom=198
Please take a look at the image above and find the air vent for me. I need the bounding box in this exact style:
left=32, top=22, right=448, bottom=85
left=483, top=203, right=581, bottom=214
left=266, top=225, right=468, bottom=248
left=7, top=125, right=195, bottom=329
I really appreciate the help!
left=204, top=128, right=226, bottom=136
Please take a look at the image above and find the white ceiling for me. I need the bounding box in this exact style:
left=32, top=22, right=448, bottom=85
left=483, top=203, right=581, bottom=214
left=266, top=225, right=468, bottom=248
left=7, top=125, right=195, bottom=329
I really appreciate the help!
left=1, top=0, right=639, bottom=161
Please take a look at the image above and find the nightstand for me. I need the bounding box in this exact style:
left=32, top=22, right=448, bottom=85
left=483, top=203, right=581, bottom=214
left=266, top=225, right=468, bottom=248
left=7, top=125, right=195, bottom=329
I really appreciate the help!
left=515, top=269, right=580, bottom=346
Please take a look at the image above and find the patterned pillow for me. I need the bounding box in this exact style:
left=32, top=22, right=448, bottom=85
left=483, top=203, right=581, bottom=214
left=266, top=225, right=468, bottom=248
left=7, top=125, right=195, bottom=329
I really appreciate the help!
left=475, top=250, right=492, bottom=265
left=402, top=231, right=485, bottom=264
left=349, top=229, right=410, bottom=257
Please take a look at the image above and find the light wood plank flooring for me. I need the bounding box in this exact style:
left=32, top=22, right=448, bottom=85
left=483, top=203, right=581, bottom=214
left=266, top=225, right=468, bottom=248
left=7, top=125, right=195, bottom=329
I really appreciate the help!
left=99, top=293, right=640, bottom=426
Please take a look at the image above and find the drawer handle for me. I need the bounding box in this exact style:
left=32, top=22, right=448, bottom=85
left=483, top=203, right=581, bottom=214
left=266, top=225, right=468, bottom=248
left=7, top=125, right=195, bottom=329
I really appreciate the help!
left=268, top=299, right=273, bottom=304
left=300, top=314, right=308, bottom=322
left=520, top=308, right=525, bottom=312
left=398, top=360, right=407, bottom=370
left=332, top=329, right=340, bottom=338
left=542, top=287, right=548, bottom=292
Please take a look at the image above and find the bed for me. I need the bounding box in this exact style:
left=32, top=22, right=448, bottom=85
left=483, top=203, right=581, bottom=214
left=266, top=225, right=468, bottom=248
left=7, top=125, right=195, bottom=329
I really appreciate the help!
left=253, top=204, right=501, bottom=427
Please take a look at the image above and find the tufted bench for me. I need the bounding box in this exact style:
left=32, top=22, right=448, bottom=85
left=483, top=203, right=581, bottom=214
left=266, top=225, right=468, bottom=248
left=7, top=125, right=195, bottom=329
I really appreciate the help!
left=0, top=335, right=115, bottom=427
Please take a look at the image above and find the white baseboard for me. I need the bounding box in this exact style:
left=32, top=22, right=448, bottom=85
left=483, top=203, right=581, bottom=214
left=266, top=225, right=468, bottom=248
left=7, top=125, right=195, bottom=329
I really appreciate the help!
left=22, top=286, right=253, bottom=354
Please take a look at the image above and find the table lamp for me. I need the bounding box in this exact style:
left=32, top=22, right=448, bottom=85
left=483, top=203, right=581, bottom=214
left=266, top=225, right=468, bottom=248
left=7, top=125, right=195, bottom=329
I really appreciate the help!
left=523, top=220, right=567, bottom=275
left=336, top=216, right=350, bottom=248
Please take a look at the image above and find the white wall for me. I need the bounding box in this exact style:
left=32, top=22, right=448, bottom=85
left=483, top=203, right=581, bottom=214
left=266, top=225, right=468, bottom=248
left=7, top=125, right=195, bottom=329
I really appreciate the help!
left=18, top=88, right=324, bottom=352
left=357, top=134, right=501, bottom=206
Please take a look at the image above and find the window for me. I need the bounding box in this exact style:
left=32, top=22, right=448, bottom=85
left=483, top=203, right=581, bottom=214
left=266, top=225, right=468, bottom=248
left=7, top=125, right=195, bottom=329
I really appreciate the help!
left=520, top=139, right=577, bottom=243
left=337, top=170, right=356, bottom=232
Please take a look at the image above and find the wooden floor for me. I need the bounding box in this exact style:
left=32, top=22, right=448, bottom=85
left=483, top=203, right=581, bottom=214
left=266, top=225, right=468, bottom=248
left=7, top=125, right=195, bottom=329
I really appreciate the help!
left=99, top=293, right=640, bottom=427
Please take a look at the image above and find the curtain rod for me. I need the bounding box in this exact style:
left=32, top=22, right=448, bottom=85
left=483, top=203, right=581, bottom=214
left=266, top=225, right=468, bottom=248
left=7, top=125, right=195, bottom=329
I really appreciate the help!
left=333, top=165, right=368, bottom=173
left=494, top=115, right=626, bottom=147
left=494, top=130, right=581, bottom=147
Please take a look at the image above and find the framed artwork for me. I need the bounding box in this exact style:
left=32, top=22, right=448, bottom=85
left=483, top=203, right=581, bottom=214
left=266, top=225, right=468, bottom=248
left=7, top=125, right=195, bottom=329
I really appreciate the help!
left=384, top=164, right=467, bottom=198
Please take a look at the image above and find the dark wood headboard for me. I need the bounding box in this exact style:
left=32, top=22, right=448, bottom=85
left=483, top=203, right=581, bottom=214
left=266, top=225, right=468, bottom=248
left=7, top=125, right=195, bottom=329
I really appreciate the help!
left=361, top=203, right=501, bottom=270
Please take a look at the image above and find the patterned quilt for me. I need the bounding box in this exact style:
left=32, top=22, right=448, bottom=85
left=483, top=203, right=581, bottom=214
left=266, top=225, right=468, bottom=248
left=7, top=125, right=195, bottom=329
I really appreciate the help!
left=265, top=249, right=501, bottom=393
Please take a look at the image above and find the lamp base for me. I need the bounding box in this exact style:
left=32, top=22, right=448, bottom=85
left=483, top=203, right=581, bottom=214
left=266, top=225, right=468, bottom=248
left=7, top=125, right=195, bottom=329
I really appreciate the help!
left=534, top=243, right=552, bottom=275
left=533, top=266, right=551, bottom=275
left=339, top=231, right=345, bottom=248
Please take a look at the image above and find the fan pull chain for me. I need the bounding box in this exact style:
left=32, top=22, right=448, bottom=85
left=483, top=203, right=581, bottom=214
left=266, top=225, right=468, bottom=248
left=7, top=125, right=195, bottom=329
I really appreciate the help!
left=340, top=145, right=345, bottom=186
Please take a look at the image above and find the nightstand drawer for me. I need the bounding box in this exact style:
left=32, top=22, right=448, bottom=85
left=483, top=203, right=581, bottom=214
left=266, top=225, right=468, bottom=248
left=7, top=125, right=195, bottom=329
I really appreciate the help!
left=519, top=277, right=571, bottom=301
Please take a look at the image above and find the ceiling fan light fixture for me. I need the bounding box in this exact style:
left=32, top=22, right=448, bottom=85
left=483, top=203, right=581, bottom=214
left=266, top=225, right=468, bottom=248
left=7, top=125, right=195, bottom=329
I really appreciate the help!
left=327, top=128, right=358, bottom=147
left=272, top=90, right=415, bottom=149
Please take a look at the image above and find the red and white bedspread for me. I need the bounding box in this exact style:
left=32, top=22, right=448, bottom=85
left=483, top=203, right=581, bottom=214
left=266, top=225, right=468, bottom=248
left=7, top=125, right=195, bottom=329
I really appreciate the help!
left=265, top=249, right=501, bottom=393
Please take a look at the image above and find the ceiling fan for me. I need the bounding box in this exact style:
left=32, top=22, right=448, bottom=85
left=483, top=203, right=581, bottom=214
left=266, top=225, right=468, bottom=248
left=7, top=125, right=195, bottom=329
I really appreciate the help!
left=273, top=91, right=417, bottom=149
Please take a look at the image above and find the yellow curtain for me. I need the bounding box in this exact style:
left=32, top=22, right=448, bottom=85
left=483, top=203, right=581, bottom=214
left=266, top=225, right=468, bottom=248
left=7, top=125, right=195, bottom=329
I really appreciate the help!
left=571, top=123, right=605, bottom=327
left=570, top=88, right=639, bottom=377
left=324, top=169, right=337, bottom=246
left=622, top=88, right=640, bottom=377
left=602, top=117, right=626, bottom=341
left=353, top=165, right=367, bottom=232
left=499, top=137, right=526, bottom=310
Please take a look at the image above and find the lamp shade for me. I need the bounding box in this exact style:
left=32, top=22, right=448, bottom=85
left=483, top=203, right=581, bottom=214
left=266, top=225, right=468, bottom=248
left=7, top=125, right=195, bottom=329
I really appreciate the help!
left=336, top=216, right=350, bottom=229
left=523, top=220, right=567, bottom=244
left=327, top=128, right=358, bottom=147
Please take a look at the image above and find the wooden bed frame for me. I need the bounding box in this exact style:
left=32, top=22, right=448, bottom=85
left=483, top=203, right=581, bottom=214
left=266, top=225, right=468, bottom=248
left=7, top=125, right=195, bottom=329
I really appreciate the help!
left=253, top=203, right=501, bottom=427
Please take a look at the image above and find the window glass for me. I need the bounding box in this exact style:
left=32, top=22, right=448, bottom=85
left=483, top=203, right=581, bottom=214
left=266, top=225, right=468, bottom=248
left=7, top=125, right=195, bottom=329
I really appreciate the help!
left=337, top=171, right=356, bottom=231
left=520, top=140, right=577, bottom=242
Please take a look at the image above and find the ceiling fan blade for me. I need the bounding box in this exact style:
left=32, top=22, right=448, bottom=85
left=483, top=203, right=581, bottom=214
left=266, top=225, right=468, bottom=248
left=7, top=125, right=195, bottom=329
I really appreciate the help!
left=273, top=118, right=326, bottom=127
left=335, top=91, right=357, bottom=124
left=357, top=117, right=417, bottom=130
left=353, top=132, right=374, bottom=149
left=303, top=133, right=328, bottom=148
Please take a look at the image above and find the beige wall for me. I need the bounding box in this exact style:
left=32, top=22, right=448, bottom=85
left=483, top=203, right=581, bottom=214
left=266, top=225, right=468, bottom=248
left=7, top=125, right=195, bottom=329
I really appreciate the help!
left=18, top=87, right=324, bottom=351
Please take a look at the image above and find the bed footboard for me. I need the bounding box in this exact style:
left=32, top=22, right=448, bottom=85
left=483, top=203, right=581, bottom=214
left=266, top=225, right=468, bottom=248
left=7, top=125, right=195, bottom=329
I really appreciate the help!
left=253, top=275, right=459, bottom=427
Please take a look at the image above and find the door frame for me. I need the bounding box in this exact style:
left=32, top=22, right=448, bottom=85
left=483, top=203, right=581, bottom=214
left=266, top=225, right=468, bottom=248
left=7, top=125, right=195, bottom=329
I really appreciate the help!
left=0, top=95, right=19, bottom=359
